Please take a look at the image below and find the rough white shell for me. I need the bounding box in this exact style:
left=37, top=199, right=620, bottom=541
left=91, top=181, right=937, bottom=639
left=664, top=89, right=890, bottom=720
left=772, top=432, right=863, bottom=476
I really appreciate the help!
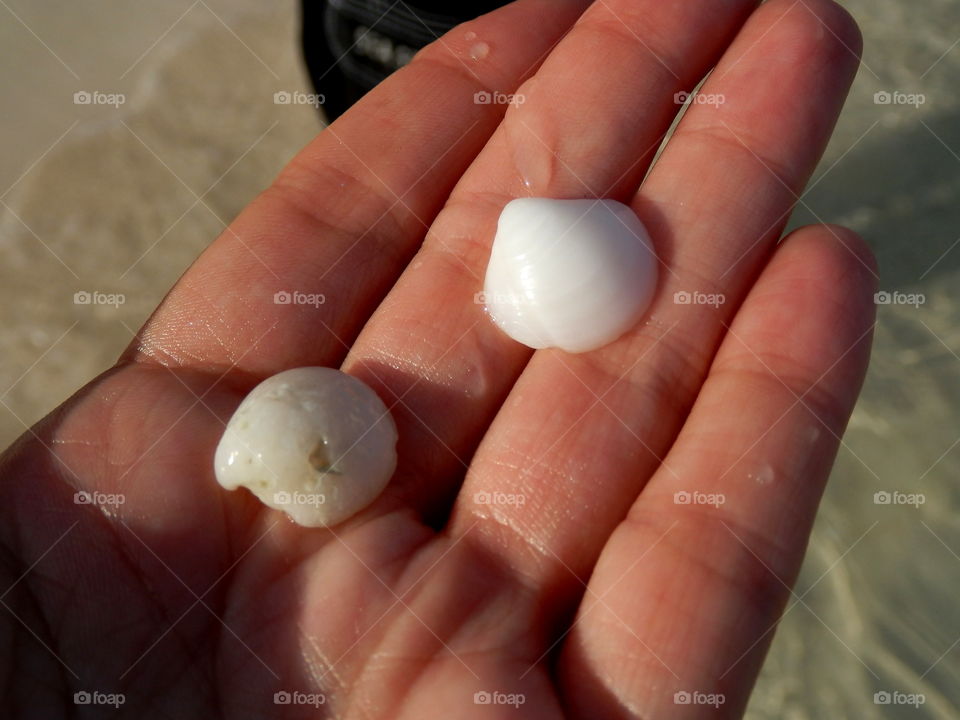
left=482, top=198, right=658, bottom=353
left=214, top=367, right=397, bottom=527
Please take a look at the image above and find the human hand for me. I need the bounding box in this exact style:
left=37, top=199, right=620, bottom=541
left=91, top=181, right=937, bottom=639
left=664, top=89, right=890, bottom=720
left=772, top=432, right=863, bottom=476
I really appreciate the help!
left=0, top=0, right=876, bottom=717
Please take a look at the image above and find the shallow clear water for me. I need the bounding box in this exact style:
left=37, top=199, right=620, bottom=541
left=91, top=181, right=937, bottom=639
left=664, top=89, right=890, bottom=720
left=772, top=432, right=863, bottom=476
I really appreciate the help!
left=748, top=0, right=960, bottom=715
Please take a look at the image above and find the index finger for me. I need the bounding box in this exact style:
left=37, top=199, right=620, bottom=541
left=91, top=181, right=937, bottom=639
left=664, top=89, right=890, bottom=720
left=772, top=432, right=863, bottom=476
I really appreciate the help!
left=127, top=0, right=591, bottom=377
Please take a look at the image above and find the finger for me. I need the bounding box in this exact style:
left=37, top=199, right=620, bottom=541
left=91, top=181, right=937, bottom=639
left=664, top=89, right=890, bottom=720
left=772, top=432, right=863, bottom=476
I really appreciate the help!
left=558, top=224, right=877, bottom=718
left=127, top=0, right=590, bottom=377
left=345, top=0, right=760, bottom=517
left=448, top=0, right=863, bottom=600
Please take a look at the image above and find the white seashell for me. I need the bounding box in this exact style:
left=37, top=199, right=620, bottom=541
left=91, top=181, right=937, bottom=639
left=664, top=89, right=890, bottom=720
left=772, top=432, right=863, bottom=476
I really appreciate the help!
left=214, top=367, right=397, bottom=527
left=482, top=198, right=658, bottom=353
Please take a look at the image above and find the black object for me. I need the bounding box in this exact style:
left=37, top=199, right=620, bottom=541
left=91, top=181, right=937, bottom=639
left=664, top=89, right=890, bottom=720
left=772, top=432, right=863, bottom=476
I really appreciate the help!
left=302, top=0, right=511, bottom=120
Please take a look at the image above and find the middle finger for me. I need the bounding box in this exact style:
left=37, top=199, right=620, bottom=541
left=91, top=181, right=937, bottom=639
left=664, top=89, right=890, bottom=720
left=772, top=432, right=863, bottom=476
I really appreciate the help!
left=452, top=0, right=864, bottom=610
left=345, top=0, right=760, bottom=520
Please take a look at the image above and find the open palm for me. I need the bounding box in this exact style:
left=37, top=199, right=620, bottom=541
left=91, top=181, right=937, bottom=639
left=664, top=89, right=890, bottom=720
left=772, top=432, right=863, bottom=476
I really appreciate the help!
left=0, top=0, right=877, bottom=717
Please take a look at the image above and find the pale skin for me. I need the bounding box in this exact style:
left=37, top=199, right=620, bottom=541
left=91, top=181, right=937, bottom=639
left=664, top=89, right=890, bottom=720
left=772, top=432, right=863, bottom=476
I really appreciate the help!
left=0, top=0, right=877, bottom=717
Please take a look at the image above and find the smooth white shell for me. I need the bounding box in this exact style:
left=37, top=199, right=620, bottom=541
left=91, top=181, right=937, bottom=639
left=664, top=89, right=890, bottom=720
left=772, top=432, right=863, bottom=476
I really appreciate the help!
left=482, top=198, right=658, bottom=353
left=214, top=367, right=397, bottom=527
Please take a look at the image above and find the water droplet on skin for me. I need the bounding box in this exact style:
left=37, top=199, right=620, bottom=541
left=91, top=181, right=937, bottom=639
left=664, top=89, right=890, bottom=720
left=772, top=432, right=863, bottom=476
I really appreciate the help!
left=755, top=464, right=775, bottom=485
left=507, top=134, right=556, bottom=192
left=465, top=31, right=477, bottom=41
left=499, top=77, right=557, bottom=193
left=469, top=42, right=489, bottom=61
left=510, top=139, right=548, bottom=194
